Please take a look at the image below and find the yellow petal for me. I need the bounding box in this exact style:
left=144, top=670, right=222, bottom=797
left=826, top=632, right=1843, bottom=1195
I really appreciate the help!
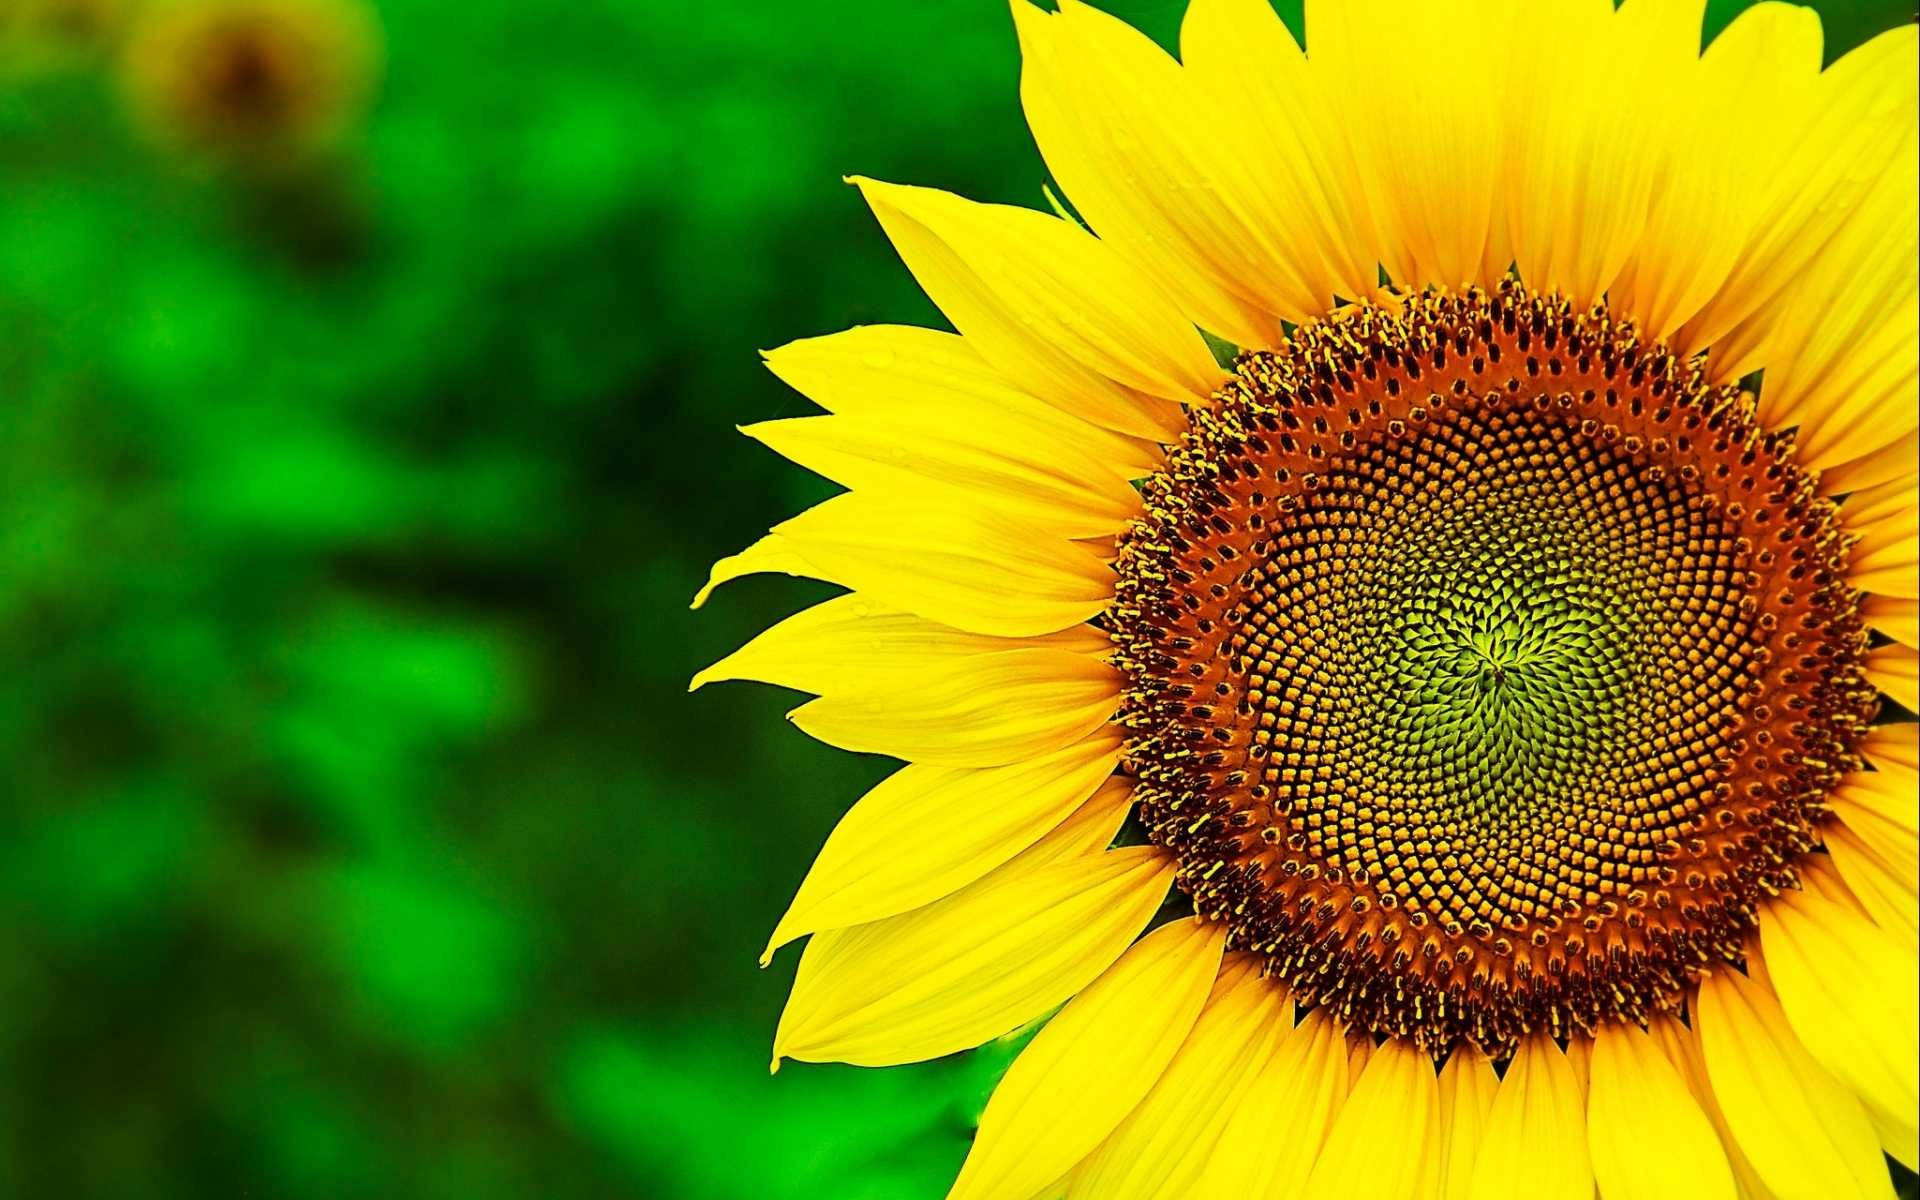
left=1011, top=0, right=1287, bottom=345
left=1757, top=889, right=1919, bottom=1162
left=1865, top=642, right=1918, bottom=710
left=695, top=595, right=1117, bottom=766
left=1843, top=474, right=1919, bottom=545
left=788, top=646, right=1117, bottom=768
left=1832, top=770, right=1919, bottom=858
left=1634, top=0, right=1821, bottom=349
left=740, top=414, right=1138, bottom=539
left=1014, top=775, right=1139, bottom=866
left=852, top=177, right=1222, bottom=441
left=1503, top=0, right=1673, bottom=308
left=697, top=491, right=1115, bottom=638
left=1823, top=820, right=1918, bottom=937
left=1346, top=1033, right=1374, bottom=1083
left=1861, top=722, right=1919, bottom=774
left=761, top=324, right=1162, bottom=480
left=690, top=530, right=816, bottom=609
left=1744, top=127, right=1919, bottom=473
left=740, top=390, right=1142, bottom=540
left=1648, top=1013, right=1779, bottom=1200
left=1796, top=854, right=1862, bottom=911
left=762, top=732, right=1121, bottom=962
left=1695, top=960, right=1889, bottom=1199
left=1302, top=1037, right=1440, bottom=1200
left=1069, top=957, right=1291, bottom=1198
left=693, top=592, right=1106, bottom=695
left=1191, top=1007, right=1351, bottom=1199
left=1677, top=18, right=1912, bottom=363
left=1822, top=429, right=1918, bottom=497
left=1587, top=1022, right=1737, bottom=1200
left=1178, top=0, right=1380, bottom=307
left=1466, top=1033, right=1592, bottom=1200
left=1437, top=1048, right=1500, bottom=1200
left=1606, top=0, right=1753, bottom=340
left=1863, top=594, right=1919, bottom=649
left=1306, top=0, right=1515, bottom=291
left=948, top=916, right=1226, bottom=1200
left=1845, top=476, right=1920, bottom=598
left=1830, top=780, right=1918, bottom=867
left=774, top=836, right=1173, bottom=1068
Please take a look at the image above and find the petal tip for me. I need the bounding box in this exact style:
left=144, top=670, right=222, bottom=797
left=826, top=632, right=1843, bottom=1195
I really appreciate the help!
left=1008, top=0, right=1047, bottom=42
left=759, top=922, right=796, bottom=967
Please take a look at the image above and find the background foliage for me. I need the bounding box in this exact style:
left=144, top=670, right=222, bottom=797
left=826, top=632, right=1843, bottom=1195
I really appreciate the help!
left=0, top=0, right=1910, bottom=1196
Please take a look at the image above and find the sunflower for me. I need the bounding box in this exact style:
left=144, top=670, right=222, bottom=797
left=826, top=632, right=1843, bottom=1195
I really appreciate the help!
left=119, top=0, right=378, bottom=165
left=693, top=0, right=1919, bottom=1195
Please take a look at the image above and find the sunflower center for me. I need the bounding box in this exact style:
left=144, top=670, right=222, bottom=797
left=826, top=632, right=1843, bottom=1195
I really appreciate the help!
left=1111, top=282, right=1874, bottom=1056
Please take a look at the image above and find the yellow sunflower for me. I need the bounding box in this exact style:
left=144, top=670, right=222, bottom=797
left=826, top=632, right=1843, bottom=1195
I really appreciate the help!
left=693, top=1, right=1919, bottom=1196
left=120, top=0, right=378, bottom=164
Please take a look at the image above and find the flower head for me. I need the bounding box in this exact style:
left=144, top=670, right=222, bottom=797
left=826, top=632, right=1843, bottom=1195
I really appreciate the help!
left=696, top=1, right=1918, bottom=1195
left=119, top=0, right=377, bottom=165
left=0, top=0, right=129, bottom=77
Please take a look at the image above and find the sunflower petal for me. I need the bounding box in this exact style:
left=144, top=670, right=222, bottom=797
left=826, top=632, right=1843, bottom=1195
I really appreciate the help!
left=1860, top=722, right=1919, bottom=774
left=1863, top=594, right=1920, bottom=649
left=1845, top=476, right=1920, bottom=598
left=1629, top=0, right=1823, bottom=348
left=1587, top=1023, right=1737, bottom=1200
left=1677, top=19, right=1913, bottom=363
left=773, top=836, right=1172, bottom=1068
left=852, top=177, right=1222, bottom=441
left=693, top=593, right=1106, bottom=695
left=1437, top=1047, right=1500, bottom=1200
left=1014, top=776, right=1138, bottom=866
left=1191, top=1008, right=1351, bottom=1199
left=1865, top=642, right=1918, bottom=711
left=762, top=733, right=1121, bottom=962
left=1466, top=1033, right=1592, bottom=1200
left=1306, top=0, right=1515, bottom=291
left=690, top=531, right=816, bottom=609
left=1011, top=0, right=1287, bottom=345
left=948, top=916, right=1226, bottom=1200
left=1822, top=820, right=1918, bottom=937
left=1831, top=779, right=1919, bottom=867
left=788, top=645, right=1117, bottom=768
left=741, top=408, right=1141, bottom=539
left=1695, top=960, right=1889, bottom=1199
left=1822, top=430, right=1918, bottom=496
left=1503, top=0, right=1674, bottom=308
left=1606, top=0, right=1755, bottom=340
left=761, top=324, right=1162, bottom=480
left=1178, top=0, right=1379, bottom=306
left=1647, top=1013, right=1778, bottom=1200
left=1068, top=957, right=1290, bottom=1198
left=701, top=491, right=1114, bottom=638
left=1301, top=1037, right=1439, bottom=1200
left=1744, top=127, right=1919, bottom=473
left=1757, top=889, right=1919, bottom=1162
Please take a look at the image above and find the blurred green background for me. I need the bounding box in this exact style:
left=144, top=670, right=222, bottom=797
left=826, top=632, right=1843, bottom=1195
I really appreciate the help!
left=0, top=0, right=1909, bottom=1196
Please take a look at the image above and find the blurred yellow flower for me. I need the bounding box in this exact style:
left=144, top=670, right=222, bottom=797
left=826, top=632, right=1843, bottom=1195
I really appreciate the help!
left=118, top=0, right=377, bottom=164
left=0, top=0, right=129, bottom=76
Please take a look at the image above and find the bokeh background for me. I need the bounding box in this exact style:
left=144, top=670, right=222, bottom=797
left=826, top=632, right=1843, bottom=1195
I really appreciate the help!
left=0, top=0, right=1911, bottom=1196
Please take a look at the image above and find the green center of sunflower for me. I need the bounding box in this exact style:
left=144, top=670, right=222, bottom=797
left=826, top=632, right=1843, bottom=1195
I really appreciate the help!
left=1111, top=282, right=1875, bottom=1056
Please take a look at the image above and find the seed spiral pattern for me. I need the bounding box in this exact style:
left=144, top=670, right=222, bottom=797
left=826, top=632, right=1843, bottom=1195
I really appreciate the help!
left=1110, top=282, right=1875, bottom=1056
